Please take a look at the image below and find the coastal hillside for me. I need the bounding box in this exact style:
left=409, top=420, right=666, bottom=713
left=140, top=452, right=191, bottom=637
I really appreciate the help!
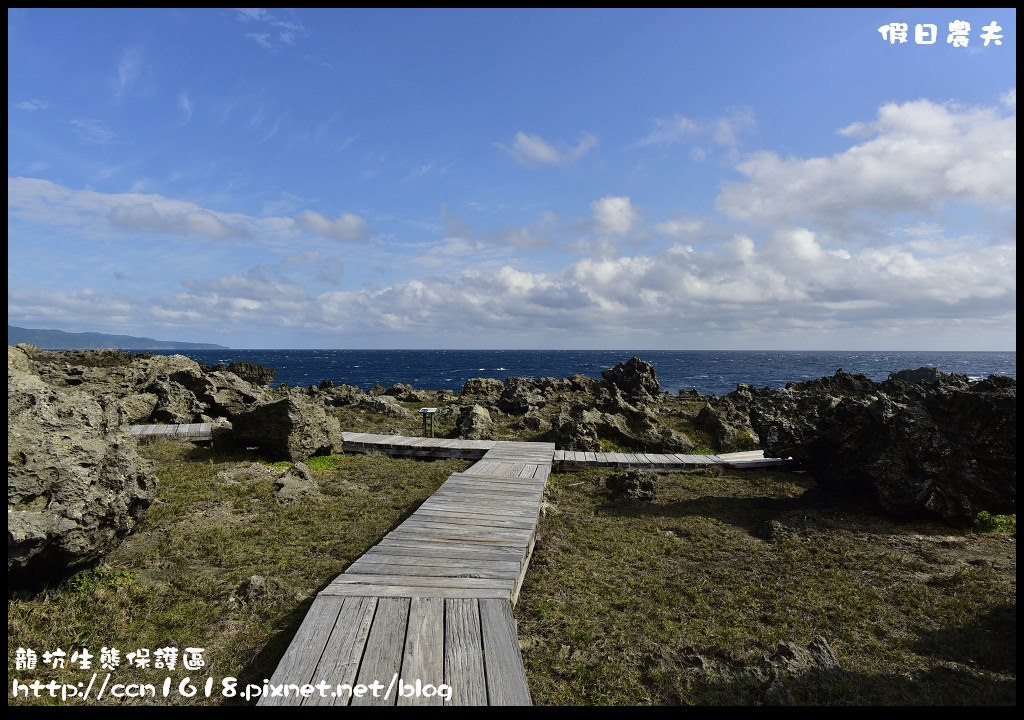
left=7, top=325, right=228, bottom=350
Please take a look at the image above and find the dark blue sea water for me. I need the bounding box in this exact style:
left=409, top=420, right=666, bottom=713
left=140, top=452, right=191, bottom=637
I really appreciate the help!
left=144, top=350, right=1016, bottom=397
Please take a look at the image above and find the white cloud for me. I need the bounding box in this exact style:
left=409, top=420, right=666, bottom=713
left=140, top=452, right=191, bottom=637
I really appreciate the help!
left=14, top=99, right=49, bottom=111
left=113, top=46, right=142, bottom=98
left=6, top=177, right=365, bottom=244
left=1001, top=88, right=1016, bottom=110
left=636, top=106, right=756, bottom=149
left=69, top=118, right=117, bottom=145
left=591, top=196, right=638, bottom=236
left=498, top=131, right=597, bottom=168
left=236, top=8, right=306, bottom=49
left=295, top=209, right=370, bottom=242
left=8, top=222, right=1015, bottom=347
left=655, top=217, right=703, bottom=239
left=110, top=203, right=244, bottom=239
left=178, top=92, right=193, bottom=124
left=718, top=97, right=1016, bottom=229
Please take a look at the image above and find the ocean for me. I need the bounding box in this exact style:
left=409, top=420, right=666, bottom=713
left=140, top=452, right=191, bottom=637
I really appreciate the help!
left=143, top=349, right=1016, bottom=397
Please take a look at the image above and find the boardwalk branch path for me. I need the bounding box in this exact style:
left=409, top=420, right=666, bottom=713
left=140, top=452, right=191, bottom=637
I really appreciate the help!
left=258, top=433, right=793, bottom=706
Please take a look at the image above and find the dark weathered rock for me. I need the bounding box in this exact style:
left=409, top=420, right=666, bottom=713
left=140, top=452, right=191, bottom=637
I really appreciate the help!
left=231, top=396, right=342, bottom=461
left=274, top=462, right=322, bottom=503
left=383, top=383, right=430, bottom=403
left=107, top=392, right=159, bottom=425
left=201, top=360, right=277, bottom=387
left=146, top=376, right=204, bottom=423
left=888, top=366, right=947, bottom=386
left=771, top=636, right=840, bottom=673
left=750, top=369, right=1015, bottom=523
left=8, top=360, right=156, bottom=582
left=548, top=400, right=693, bottom=453
left=693, top=385, right=761, bottom=452
left=602, top=357, right=660, bottom=398
left=605, top=469, right=657, bottom=502
left=498, top=377, right=547, bottom=415
left=459, top=377, right=505, bottom=404
left=549, top=405, right=602, bottom=450
left=457, top=404, right=493, bottom=440
left=354, top=394, right=410, bottom=418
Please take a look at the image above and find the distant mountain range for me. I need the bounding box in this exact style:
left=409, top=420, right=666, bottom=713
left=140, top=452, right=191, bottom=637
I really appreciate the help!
left=8, top=325, right=229, bottom=350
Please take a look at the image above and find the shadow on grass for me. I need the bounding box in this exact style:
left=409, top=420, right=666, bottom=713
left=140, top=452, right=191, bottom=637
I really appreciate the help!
left=593, top=480, right=957, bottom=541
left=912, top=602, right=1017, bottom=675
left=692, top=662, right=1017, bottom=706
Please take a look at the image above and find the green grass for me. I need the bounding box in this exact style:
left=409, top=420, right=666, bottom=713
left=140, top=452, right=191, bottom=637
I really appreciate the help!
left=516, top=468, right=1017, bottom=705
left=9, top=408, right=1016, bottom=707
left=974, top=512, right=1016, bottom=535
left=8, top=440, right=470, bottom=706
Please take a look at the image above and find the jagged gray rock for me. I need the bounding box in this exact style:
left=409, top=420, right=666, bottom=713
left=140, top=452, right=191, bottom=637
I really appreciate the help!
left=498, top=377, right=546, bottom=415
left=354, top=394, right=411, bottom=418
left=693, top=384, right=761, bottom=452
left=750, top=369, right=1015, bottom=523
left=274, top=462, right=322, bottom=503
left=605, top=469, right=657, bottom=502
left=8, top=358, right=156, bottom=582
left=457, top=404, right=493, bottom=440
left=602, top=357, right=660, bottom=398
left=231, top=396, right=342, bottom=461
left=459, top=377, right=505, bottom=404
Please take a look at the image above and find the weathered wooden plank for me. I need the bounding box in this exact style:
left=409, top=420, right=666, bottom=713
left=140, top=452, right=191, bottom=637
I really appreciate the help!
left=449, top=471, right=548, bottom=484
left=320, top=585, right=510, bottom=600
left=333, top=574, right=515, bottom=591
left=399, top=515, right=536, bottom=533
left=395, top=597, right=444, bottom=706
left=411, top=511, right=537, bottom=529
left=357, top=551, right=521, bottom=570
left=370, top=544, right=523, bottom=564
left=377, top=538, right=524, bottom=555
left=257, top=595, right=344, bottom=706
left=348, top=561, right=517, bottom=580
left=384, top=536, right=526, bottom=552
left=444, top=599, right=487, bottom=706
left=396, top=520, right=535, bottom=542
left=418, top=500, right=537, bottom=517
left=423, top=496, right=539, bottom=510
left=442, top=475, right=546, bottom=489
left=480, top=599, right=532, bottom=706
left=385, top=530, right=530, bottom=549
left=431, top=487, right=542, bottom=501
left=392, top=519, right=535, bottom=537
left=350, top=597, right=410, bottom=706
left=436, top=483, right=541, bottom=498
left=304, top=595, right=377, bottom=706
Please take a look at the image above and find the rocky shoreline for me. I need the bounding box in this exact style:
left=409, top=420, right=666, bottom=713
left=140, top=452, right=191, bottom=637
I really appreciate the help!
left=7, top=344, right=1016, bottom=585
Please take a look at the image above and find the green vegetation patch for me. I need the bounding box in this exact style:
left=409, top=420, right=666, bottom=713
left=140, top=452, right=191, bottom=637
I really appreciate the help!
left=975, top=512, right=1016, bottom=535
left=516, top=468, right=1016, bottom=705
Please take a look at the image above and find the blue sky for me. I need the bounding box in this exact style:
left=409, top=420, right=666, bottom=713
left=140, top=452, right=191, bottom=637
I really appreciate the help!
left=7, top=8, right=1016, bottom=349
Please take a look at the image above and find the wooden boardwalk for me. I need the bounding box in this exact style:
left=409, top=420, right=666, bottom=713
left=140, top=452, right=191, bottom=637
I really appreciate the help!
left=258, top=440, right=553, bottom=706
left=341, top=432, right=792, bottom=470
left=129, top=422, right=212, bottom=441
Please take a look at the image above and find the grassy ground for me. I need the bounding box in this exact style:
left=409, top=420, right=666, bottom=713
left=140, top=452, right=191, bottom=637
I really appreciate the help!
left=8, top=426, right=1016, bottom=706
left=7, top=440, right=470, bottom=705
left=516, top=467, right=1016, bottom=705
